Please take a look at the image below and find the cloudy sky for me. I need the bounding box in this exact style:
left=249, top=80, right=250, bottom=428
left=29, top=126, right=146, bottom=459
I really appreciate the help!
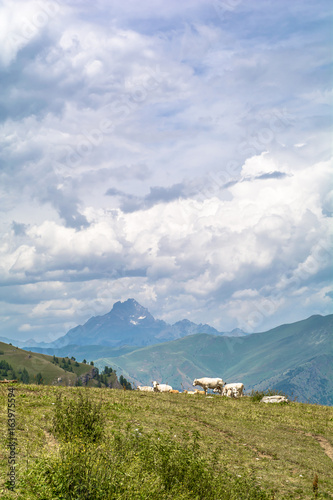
left=0, top=0, right=332, bottom=343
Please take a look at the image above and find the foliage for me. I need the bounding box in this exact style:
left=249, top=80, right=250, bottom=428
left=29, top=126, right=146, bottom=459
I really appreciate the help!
left=0, top=359, right=17, bottom=380
left=52, top=355, right=59, bottom=364
left=102, top=365, right=113, bottom=375
left=19, top=367, right=30, bottom=384
left=119, top=374, right=133, bottom=390
left=91, top=365, right=121, bottom=388
left=61, top=357, right=74, bottom=372
left=22, top=423, right=271, bottom=500
left=52, top=390, right=105, bottom=443
left=36, top=372, right=43, bottom=385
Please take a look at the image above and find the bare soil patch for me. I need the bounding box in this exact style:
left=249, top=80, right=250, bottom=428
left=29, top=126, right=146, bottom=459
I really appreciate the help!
left=308, top=433, right=333, bottom=461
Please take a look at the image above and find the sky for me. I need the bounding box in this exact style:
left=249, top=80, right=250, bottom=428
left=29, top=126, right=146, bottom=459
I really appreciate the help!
left=0, top=0, right=332, bottom=343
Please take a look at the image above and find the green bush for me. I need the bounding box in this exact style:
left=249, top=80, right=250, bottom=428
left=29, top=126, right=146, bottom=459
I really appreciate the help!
left=52, top=391, right=105, bottom=443
left=22, top=423, right=271, bottom=499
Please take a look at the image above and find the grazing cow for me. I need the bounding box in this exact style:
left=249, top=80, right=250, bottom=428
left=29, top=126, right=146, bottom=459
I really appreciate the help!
left=193, top=377, right=225, bottom=395
left=152, top=381, right=173, bottom=392
left=194, top=389, right=205, bottom=395
left=222, top=383, right=245, bottom=398
left=137, top=386, right=154, bottom=392
left=169, top=389, right=179, bottom=394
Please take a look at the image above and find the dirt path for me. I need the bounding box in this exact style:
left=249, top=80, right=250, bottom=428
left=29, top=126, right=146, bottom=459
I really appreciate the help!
left=312, top=434, right=333, bottom=461
left=304, top=432, right=333, bottom=461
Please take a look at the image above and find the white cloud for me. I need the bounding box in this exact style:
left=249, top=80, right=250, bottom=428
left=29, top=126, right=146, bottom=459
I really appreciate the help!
left=1, top=152, right=331, bottom=338
left=0, top=0, right=61, bottom=67
left=0, top=0, right=331, bottom=340
left=18, top=323, right=33, bottom=332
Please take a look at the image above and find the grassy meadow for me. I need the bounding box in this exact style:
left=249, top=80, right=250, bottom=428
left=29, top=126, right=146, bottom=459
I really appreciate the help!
left=0, top=384, right=332, bottom=499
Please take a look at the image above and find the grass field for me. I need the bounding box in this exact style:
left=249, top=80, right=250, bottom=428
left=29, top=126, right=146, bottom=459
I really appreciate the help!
left=0, top=384, right=332, bottom=499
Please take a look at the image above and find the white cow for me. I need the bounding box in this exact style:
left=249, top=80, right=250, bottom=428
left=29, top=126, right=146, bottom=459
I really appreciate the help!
left=193, top=377, right=225, bottom=395
left=137, top=386, right=154, bottom=392
left=222, top=383, right=245, bottom=398
left=261, top=395, right=288, bottom=403
left=152, top=381, right=173, bottom=392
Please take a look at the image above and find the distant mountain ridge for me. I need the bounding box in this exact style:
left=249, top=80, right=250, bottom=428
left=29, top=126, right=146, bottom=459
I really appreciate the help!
left=93, top=313, right=333, bottom=405
left=16, top=298, right=246, bottom=349
left=6, top=304, right=332, bottom=405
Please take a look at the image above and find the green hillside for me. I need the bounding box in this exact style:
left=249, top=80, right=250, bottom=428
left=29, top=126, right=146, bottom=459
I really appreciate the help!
left=0, top=342, right=94, bottom=386
left=25, top=343, right=139, bottom=361
left=94, top=314, right=333, bottom=405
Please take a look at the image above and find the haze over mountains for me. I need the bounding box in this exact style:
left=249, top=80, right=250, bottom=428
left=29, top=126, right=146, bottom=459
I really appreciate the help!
left=2, top=299, right=332, bottom=405
left=93, top=313, right=333, bottom=406
left=5, top=299, right=246, bottom=349
left=52, top=298, right=229, bottom=348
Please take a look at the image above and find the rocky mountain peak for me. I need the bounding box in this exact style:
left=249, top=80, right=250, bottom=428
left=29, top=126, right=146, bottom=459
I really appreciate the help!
left=110, top=299, right=152, bottom=323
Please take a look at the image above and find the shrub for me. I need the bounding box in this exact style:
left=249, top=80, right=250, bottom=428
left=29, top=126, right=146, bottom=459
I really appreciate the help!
left=52, top=391, right=105, bottom=443
left=22, top=422, right=271, bottom=499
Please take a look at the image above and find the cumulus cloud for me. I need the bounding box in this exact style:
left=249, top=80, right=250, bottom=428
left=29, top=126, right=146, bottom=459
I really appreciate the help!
left=1, top=152, right=332, bottom=338
left=0, top=0, right=331, bottom=340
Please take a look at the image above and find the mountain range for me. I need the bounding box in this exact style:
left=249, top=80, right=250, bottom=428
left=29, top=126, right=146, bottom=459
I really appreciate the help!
left=7, top=299, right=246, bottom=349
left=92, top=313, right=333, bottom=405
left=4, top=299, right=332, bottom=405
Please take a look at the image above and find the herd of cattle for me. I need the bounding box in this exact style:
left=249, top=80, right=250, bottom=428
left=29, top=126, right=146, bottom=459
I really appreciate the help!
left=137, top=377, right=245, bottom=398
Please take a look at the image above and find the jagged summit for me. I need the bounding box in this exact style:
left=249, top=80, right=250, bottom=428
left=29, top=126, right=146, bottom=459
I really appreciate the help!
left=109, top=299, right=153, bottom=324
left=112, top=298, right=144, bottom=313
left=26, top=299, right=246, bottom=349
